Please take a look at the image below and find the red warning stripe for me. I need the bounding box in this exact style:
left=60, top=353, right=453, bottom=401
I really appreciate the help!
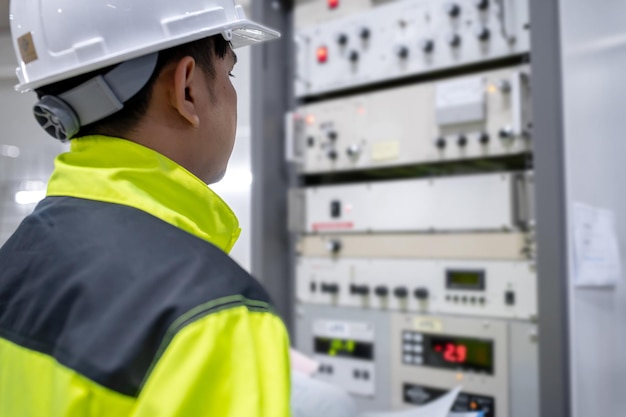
left=312, top=222, right=354, bottom=231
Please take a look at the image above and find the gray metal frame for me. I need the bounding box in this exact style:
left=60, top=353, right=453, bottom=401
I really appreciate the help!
left=250, top=0, right=296, bottom=332
left=529, top=0, right=571, bottom=416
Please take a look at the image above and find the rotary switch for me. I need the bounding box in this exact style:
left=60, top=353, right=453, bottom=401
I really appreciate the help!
left=360, top=27, right=371, bottom=40
left=435, top=137, right=447, bottom=150
left=457, top=134, right=468, bottom=147
left=336, top=33, right=348, bottom=46
left=476, top=27, right=491, bottom=41
left=326, top=239, right=342, bottom=254
left=421, top=39, right=434, bottom=53
left=397, top=46, right=409, bottom=59
left=448, top=33, right=461, bottom=47
left=446, top=3, right=461, bottom=17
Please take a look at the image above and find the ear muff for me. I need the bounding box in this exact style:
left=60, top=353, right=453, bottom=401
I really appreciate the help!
left=33, top=95, right=80, bottom=141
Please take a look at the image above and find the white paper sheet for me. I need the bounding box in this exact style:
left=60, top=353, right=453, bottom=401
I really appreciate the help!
left=360, top=386, right=462, bottom=417
left=291, top=371, right=482, bottom=417
left=572, top=202, right=623, bottom=287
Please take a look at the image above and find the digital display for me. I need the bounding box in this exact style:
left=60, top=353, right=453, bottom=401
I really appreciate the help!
left=446, top=270, right=485, bottom=291
left=424, top=334, right=493, bottom=374
left=314, top=337, right=374, bottom=360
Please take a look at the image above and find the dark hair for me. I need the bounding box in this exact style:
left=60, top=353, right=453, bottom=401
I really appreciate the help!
left=35, top=35, right=231, bottom=139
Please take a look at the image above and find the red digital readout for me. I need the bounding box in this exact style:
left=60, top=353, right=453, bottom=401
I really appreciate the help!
left=435, top=343, right=468, bottom=363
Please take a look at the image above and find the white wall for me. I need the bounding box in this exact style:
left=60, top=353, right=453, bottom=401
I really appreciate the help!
left=559, top=1, right=626, bottom=416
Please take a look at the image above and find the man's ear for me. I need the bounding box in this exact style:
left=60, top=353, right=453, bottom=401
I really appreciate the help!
left=171, top=56, right=201, bottom=128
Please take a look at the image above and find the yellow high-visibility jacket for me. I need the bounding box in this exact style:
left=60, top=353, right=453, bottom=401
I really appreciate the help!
left=0, top=136, right=291, bottom=417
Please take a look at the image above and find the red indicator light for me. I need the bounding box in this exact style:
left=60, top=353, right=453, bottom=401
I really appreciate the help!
left=328, top=0, right=339, bottom=9
left=317, top=46, right=329, bottom=63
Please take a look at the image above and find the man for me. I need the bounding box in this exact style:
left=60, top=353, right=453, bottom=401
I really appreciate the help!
left=0, top=1, right=290, bottom=416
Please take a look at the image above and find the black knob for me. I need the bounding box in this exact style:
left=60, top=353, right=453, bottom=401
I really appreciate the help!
left=307, top=136, right=315, bottom=147
left=479, top=132, right=490, bottom=145
left=337, top=33, right=348, bottom=46
left=327, top=239, right=342, bottom=253
left=328, top=131, right=338, bottom=140
left=446, top=3, right=461, bottom=17
left=321, top=283, right=339, bottom=294
left=349, top=50, right=359, bottom=62
left=435, top=137, right=447, bottom=149
left=350, top=284, right=370, bottom=296
left=394, top=287, right=409, bottom=298
left=457, top=135, right=468, bottom=147
left=397, top=46, right=409, bottom=59
left=327, top=149, right=338, bottom=160
left=375, top=286, right=389, bottom=297
left=448, top=33, right=461, bottom=47
left=421, top=39, right=434, bottom=53
left=476, top=27, right=490, bottom=41
left=475, top=0, right=489, bottom=9
left=360, top=27, right=371, bottom=40
left=499, top=126, right=514, bottom=139
left=414, top=288, right=430, bottom=300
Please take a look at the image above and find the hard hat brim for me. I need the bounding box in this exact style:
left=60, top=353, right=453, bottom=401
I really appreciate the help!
left=15, top=20, right=280, bottom=93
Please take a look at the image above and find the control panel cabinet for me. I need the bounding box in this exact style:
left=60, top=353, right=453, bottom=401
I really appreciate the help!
left=296, top=0, right=530, bottom=97
left=291, top=66, right=531, bottom=173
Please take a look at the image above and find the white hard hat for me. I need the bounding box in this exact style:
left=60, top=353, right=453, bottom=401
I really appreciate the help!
left=10, top=0, right=280, bottom=93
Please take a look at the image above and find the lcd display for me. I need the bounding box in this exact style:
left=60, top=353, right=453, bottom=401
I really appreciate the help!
left=314, top=337, right=374, bottom=360
left=446, top=270, right=485, bottom=291
left=423, top=334, right=493, bottom=374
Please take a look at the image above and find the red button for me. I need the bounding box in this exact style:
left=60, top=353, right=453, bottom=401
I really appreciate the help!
left=317, top=46, right=329, bottom=63
left=328, top=0, right=339, bottom=9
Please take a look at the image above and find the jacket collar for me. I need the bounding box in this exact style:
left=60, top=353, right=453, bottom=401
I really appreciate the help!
left=47, top=135, right=241, bottom=253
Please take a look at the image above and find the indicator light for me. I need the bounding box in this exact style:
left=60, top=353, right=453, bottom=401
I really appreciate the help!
left=328, top=0, right=339, bottom=9
left=317, top=46, right=329, bottom=63
left=305, top=115, right=316, bottom=125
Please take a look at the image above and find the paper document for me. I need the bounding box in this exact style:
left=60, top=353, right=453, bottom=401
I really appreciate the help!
left=572, top=202, right=622, bottom=287
left=291, top=371, right=482, bottom=417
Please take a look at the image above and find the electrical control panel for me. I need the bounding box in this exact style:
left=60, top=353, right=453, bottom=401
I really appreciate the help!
left=290, top=172, right=533, bottom=234
left=295, top=303, right=393, bottom=412
left=296, top=257, right=536, bottom=320
left=295, top=0, right=530, bottom=97
left=290, top=66, right=531, bottom=173
left=296, top=232, right=534, bottom=261
left=295, top=0, right=396, bottom=29
left=391, top=314, right=539, bottom=417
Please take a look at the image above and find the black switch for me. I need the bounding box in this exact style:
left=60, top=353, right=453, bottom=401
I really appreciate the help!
left=414, top=287, right=430, bottom=300
left=375, top=286, right=389, bottom=297
left=321, top=283, right=340, bottom=294
left=330, top=200, right=341, bottom=218
left=310, top=282, right=317, bottom=292
left=349, top=50, right=360, bottom=62
left=360, top=27, right=371, bottom=40
left=394, top=286, right=409, bottom=298
left=505, top=290, right=516, bottom=305
left=350, top=284, right=370, bottom=296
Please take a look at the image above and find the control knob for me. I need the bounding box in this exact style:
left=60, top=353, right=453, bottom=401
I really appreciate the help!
left=375, top=286, right=389, bottom=297
left=457, top=134, right=468, bottom=147
left=350, top=284, right=370, bottom=296
left=499, top=126, right=515, bottom=140
left=349, top=50, right=359, bottom=62
left=475, top=27, right=490, bottom=41
left=435, top=137, right=447, bottom=150
left=396, top=45, right=409, bottom=59
left=421, top=39, right=434, bottom=53
left=328, top=130, right=338, bottom=140
left=360, top=27, right=371, bottom=40
left=446, top=3, right=461, bottom=17
left=326, top=149, right=338, bottom=160
left=475, top=0, right=489, bottom=10
left=479, top=132, right=490, bottom=145
left=346, top=144, right=362, bottom=158
left=326, top=239, right=342, bottom=254
left=414, top=288, right=430, bottom=300
left=394, top=287, right=409, bottom=298
left=448, top=33, right=461, bottom=47
left=336, top=33, right=348, bottom=46
left=321, top=283, right=340, bottom=294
